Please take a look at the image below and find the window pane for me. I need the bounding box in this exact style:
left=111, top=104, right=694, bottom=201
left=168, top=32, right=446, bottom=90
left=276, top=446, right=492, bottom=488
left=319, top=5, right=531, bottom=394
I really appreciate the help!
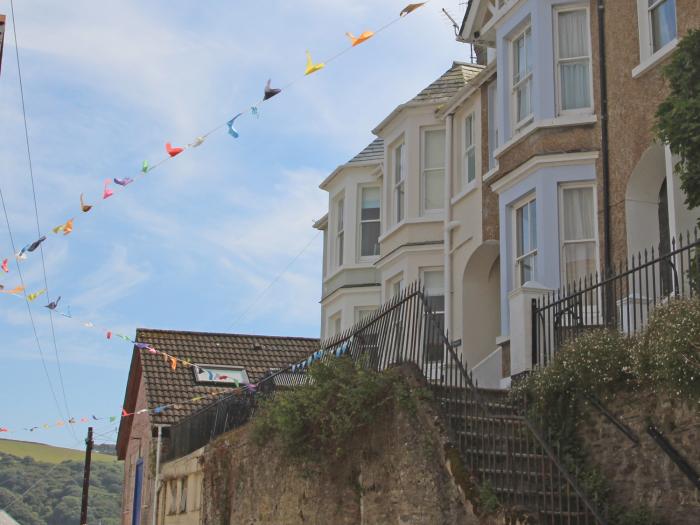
left=424, top=129, right=446, bottom=170
left=562, top=187, right=595, bottom=240
left=394, top=144, right=404, bottom=183
left=558, top=10, right=588, bottom=58
left=338, top=231, right=344, bottom=265
left=517, top=204, right=530, bottom=256
left=563, top=241, right=596, bottom=284
left=424, top=170, right=444, bottom=210
left=465, top=115, right=473, bottom=146
left=516, top=80, right=532, bottom=122
left=520, top=253, right=536, bottom=283
left=361, top=221, right=380, bottom=256
left=337, top=199, right=344, bottom=231
left=396, top=183, right=404, bottom=222
left=361, top=187, right=380, bottom=220
left=560, top=61, right=591, bottom=110
left=529, top=200, right=537, bottom=249
left=650, top=0, right=676, bottom=52
left=467, top=149, right=476, bottom=183
left=423, top=270, right=444, bottom=295
left=488, top=82, right=498, bottom=169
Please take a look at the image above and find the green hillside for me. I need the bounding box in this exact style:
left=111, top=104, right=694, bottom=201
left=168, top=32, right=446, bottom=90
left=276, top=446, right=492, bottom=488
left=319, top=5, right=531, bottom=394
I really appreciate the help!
left=0, top=451, right=121, bottom=525
left=0, top=439, right=116, bottom=464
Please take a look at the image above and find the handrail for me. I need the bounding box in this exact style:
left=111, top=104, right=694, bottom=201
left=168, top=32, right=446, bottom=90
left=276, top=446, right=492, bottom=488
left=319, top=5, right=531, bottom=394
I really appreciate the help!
left=647, top=424, right=700, bottom=490
left=583, top=394, right=640, bottom=446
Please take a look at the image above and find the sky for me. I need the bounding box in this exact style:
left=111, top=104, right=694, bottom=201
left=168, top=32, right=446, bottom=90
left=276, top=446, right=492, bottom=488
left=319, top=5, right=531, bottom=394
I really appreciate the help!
left=0, top=0, right=470, bottom=449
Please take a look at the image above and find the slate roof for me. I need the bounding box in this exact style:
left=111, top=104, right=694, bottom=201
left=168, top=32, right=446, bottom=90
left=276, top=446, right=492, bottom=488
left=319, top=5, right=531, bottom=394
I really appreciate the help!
left=347, top=138, right=384, bottom=165
left=410, top=62, right=483, bottom=104
left=131, top=328, right=319, bottom=426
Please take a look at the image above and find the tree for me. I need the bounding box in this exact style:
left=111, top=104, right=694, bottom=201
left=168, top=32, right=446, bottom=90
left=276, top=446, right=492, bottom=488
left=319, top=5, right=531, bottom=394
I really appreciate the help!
left=656, top=29, right=700, bottom=212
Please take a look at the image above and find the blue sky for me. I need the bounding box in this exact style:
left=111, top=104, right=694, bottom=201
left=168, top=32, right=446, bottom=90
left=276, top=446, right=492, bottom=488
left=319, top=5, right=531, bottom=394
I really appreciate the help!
left=0, top=0, right=469, bottom=449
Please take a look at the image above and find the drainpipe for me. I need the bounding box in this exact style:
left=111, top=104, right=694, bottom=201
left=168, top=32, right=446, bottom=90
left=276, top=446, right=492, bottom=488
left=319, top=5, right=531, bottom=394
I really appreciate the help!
left=444, top=114, right=454, bottom=338
left=151, top=425, right=163, bottom=525
left=597, top=0, right=612, bottom=276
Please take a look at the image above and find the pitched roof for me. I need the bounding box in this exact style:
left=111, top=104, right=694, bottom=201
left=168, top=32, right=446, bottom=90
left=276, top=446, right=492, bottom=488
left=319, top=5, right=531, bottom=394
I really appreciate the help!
left=125, top=329, right=319, bottom=427
left=347, top=138, right=384, bottom=165
left=410, top=61, right=483, bottom=104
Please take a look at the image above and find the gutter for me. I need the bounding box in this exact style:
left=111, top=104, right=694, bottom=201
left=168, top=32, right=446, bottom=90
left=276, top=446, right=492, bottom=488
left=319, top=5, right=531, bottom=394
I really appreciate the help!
left=597, top=0, right=612, bottom=275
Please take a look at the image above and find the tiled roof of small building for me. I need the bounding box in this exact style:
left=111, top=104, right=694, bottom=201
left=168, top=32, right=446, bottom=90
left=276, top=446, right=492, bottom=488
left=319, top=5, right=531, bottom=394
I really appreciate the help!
left=410, top=61, right=483, bottom=104
left=134, top=328, right=319, bottom=425
left=348, top=138, right=384, bottom=164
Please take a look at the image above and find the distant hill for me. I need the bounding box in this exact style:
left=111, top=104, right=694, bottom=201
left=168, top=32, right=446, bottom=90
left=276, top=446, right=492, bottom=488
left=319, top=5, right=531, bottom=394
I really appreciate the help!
left=0, top=439, right=116, bottom=464
left=0, top=450, right=121, bottom=525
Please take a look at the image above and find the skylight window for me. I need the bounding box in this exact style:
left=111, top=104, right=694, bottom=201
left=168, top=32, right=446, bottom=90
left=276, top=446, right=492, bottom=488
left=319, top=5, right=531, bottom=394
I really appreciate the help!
left=193, top=364, right=249, bottom=386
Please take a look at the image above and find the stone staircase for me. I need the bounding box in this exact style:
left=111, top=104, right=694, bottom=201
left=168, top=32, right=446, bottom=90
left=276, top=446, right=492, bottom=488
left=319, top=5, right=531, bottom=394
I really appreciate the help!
left=435, top=386, right=604, bottom=524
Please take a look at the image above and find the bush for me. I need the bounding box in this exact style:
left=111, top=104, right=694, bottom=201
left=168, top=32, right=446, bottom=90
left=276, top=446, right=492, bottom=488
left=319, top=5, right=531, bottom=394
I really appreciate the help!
left=252, top=358, right=410, bottom=461
left=632, top=298, right=700, bottom=400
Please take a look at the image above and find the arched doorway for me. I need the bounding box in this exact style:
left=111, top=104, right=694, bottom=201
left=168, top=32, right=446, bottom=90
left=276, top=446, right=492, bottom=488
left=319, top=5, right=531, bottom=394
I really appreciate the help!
left=462, top=242, right=501, bottom=374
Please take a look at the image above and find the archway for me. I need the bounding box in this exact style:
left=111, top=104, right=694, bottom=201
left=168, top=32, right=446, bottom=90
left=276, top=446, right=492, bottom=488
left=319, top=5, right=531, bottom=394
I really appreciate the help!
left=625, top=143, right=668, bottom=258
left=462, top=241, right=501, bottom=374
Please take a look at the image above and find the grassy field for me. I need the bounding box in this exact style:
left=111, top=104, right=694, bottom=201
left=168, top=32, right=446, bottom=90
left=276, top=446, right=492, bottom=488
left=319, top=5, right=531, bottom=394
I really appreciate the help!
left=0, top=438, right=117, bottom=464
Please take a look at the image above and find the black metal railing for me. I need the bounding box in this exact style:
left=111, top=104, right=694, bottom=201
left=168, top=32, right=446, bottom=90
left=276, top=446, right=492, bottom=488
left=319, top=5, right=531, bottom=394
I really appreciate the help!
left=166, top=282, right=607, bottom=522
left=533, top=229, right=699, bottom=367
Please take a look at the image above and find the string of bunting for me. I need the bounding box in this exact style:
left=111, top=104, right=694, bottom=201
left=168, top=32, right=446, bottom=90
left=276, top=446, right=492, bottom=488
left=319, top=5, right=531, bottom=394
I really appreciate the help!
left=0, top=2, right=428, bottom=300
left=0, top=332, right=353, bottom=436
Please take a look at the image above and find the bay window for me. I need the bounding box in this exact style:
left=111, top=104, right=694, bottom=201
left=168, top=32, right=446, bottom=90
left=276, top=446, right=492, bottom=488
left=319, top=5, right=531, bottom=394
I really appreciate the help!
left=512, top=26, right=533, bottom=130
left=464, top=113, right=477, bottom=185
left=422, top=128, right=445, bottom=212
left=560, top=185, right=597, bottom=285
left=360, top=186, right=380, bottom=257
left=648, top=0, right=676, bottom=53
left=514, top=197, right=537, bottom=286
left=555, top=7, right=592, bottom=113
left=393, top=143, right=405, bottom=224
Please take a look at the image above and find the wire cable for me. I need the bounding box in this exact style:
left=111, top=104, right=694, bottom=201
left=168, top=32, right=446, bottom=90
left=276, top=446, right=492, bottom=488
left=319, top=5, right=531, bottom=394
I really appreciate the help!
left=8, top=0, right=77, bottom=444
left=231, top=230, right=321, bottom=329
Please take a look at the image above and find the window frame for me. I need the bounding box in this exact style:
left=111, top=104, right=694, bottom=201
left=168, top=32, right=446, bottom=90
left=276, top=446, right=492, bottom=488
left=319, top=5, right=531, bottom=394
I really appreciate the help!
left=553, top=5, right=594, bottom=116
left=647, top=0, right=677, bottom=54
left=510, top=24, right=534, bottom=132
left=329, top=312, right=342, bottom=336
left=179, top=477, right=188, bottom=514
left=334, top=194, right=345, bottom=268
left=557, top=182, right=599, bottom=286
left=358, top=184, right=381, bottom=260
left=354, top=305, right=378, bottom=324
left=392, top=141, right=406, bottom=225
left=463, top=112, right=477, bottom=187
left=487, top=81, right=498, bottom=171
left=420, top=126, right=446, bottom=214
left=512, top=194, right=537, bottom=288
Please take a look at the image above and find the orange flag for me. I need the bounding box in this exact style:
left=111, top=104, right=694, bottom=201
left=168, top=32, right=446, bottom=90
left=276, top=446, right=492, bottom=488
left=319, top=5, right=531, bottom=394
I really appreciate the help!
left=52, top=218, right=74, bottom=235
left=170, top=357, right=177, bottom=370
left=0, top=285, right=24, bottom=295
left=346, top=31, right=374, bottom=47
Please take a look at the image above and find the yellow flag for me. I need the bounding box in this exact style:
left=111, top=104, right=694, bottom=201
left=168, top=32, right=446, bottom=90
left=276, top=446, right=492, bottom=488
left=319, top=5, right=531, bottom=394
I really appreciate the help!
left=305, top=51, right=325, bottom=76
left=27, top=289, right=47, bottom=302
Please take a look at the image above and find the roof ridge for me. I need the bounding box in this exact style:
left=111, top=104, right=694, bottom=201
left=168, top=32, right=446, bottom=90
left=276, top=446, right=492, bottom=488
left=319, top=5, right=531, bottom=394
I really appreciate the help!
left=135, top=327, right=319, bottom=341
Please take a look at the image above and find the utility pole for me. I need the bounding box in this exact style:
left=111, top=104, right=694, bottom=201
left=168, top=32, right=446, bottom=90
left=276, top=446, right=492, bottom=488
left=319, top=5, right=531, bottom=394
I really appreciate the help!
left=80, top=427, right=94, bottom=525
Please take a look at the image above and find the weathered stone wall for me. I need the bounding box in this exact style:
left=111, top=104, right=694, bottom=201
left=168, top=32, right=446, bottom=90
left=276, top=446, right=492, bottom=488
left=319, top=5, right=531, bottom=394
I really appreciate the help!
left=579, top=391, right=700, bottom=523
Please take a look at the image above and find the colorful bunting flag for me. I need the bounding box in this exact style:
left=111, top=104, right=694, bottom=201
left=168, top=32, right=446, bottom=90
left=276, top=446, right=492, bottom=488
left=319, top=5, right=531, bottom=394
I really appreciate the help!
left=1, top=259, right=8, bottom=273
left=166, top=142, right=184, bottom=157
left=27, top=289, right=47, bottom=302
left=114, top=177, right=134, bottom=187
left=141, top=160, right=149, bottom=174
left=26, top=236, right=47, bottom=253
left=346, top=31, right=374, bottom=46
left=191, top=136, right=205, bottom=148
left=264, top=78, right=281, bottom=100
left=45, top=296, right=61, bottom=310
left=0, top=285, right=24, bottom=295
left=106, top=331, right=112, bottom=339
left=109, top=416, right=116, bottom=423
left=227, top=113, right=243, bottom=139
left=304, top=51, right=325, bottom=75
left=400, top=2, right=425, bottom=16
left=103, top=179, right=114, bottom=199
left=80, top=193, right=93, bottom=213
left=52, top=218, right=74, bottom=235
left=251, top=106, right=259, bottom=118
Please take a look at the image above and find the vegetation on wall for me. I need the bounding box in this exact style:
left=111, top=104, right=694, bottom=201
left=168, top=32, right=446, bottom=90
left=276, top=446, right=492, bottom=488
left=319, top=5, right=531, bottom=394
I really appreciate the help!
left=252, top=357, right=414, bottom=461
left=513, top=298, right=700, bottom=524
left=656, top=29, right=700, bottom=213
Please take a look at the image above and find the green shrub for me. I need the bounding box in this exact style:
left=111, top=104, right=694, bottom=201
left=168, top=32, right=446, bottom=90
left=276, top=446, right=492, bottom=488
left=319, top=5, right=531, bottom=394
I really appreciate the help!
left=252, top=357, right=410, bottom=460
left=631, top=298, right=700, bottom=400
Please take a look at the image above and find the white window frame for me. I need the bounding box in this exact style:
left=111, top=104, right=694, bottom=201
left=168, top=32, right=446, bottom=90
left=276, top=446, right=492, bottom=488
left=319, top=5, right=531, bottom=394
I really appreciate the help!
left=487, top=81, right=498, bottom=171
left=421, top=126, right=446, bottom=214
left=512, top=194, right=537, bottom=288
left=389, top=273, right=404, bottom=299
left=335, top=195, right=344, bottom=268
left=329, top=312, right=342, bottom=336
left=553, top=5, right=594, bottom=116
left=354, top=306, right=377, bottom=324
left=358, top=184, right=381, bottom=261
left=463, top=112, right=477, bottom=187
left=558, top=183, right=599, bottom=286
left=647, top=0, right=677, bottom=54
left=511, top=24, right=534, bottom=132
left=393, top=141, right=406, bottom=225
left=634, top=0, right=678, bottom=76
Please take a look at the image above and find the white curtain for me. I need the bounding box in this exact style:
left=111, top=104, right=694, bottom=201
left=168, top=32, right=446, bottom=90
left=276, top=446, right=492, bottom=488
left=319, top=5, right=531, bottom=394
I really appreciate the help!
left=562, top=187, right=595, bottom=241
left=650, top=0, right=677, bottom=52
left=558, top=9, right=590, bottom=110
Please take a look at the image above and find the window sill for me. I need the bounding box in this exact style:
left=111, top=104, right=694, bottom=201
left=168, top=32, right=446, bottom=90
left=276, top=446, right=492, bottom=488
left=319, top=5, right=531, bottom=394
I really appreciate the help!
left=379, top=217, right=444, bottom=243
left=632, top=38, right=679, bottom=79
left=494, top=113, right=597, bottom=160
left=451, top=182, right=479, bottom=206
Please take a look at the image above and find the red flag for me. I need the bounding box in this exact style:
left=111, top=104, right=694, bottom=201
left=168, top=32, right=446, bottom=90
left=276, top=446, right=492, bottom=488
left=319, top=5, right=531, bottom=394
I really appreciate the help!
left=165, top=142, right=184, bottom=157
left=122, top=409, right=128, bottom=417
left=106, top=331, right=112, bottom=339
